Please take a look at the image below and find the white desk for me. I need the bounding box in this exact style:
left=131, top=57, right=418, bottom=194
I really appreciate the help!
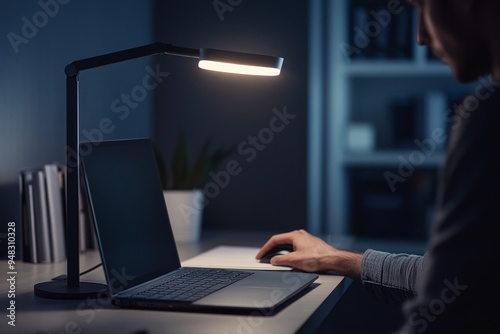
left=1, top=232, right=351, bottom=334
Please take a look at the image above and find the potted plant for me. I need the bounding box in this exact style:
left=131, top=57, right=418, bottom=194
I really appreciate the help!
left=155, top=132, right=234, bottom=243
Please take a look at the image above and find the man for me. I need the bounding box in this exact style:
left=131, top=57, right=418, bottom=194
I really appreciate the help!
left=257, top=0, right=500, bottom=332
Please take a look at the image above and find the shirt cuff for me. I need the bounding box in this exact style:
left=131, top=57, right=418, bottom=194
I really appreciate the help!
left=361, top=249, right=393, bottom=301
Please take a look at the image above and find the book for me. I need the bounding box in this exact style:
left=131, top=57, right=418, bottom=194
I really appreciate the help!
left=389, top=97, right=422, bottom=149
left=32, top=169, right=52, bottom=263
left=391, top=2, right=413, bottom=59
left=20, top=170, right=37, bottom=263
left=44, top=164, right=66, bottom=262
left=423, top=91, right=448, bottom=152
left=348, top=0, right=414, bottom=60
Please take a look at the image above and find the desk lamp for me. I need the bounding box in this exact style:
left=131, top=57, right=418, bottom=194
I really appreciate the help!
left=34, top=42, right=283, bottom=299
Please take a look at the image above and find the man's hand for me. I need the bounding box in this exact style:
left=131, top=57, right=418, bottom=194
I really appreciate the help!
left=256, top=229, right=363, bottom=278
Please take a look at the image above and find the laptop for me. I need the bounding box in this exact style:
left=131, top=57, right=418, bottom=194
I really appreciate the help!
left=80, top=138, right=318, bottom=315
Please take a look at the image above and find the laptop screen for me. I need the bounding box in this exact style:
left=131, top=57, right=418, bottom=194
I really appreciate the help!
left=80, top=139, right=181, bottom=294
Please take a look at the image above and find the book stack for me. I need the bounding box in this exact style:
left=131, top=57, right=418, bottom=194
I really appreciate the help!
left=389, top=97, right=421, bottom=149
left=348, top=167, right=435, bottom=240
left=18, top=163, right=95, bottom=263
left=387, top=92, right=451, bottom=151
left=348, top=0, right=414, bottom=60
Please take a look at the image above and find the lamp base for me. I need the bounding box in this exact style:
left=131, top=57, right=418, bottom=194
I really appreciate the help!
left=34, top=281, right=109, bottom=300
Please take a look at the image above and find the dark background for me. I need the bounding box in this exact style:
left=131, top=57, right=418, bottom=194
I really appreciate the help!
left=0, top=0, right=308, bottom=237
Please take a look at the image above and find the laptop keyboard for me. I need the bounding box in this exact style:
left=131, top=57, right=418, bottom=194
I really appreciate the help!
left=132, top=268, right=254, bottom=302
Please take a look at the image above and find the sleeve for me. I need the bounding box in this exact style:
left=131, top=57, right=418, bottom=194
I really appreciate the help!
left=361, top=249, right=426, bottom=303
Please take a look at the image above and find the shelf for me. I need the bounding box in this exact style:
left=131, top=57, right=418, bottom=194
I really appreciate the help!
left=309, top=0, right=455, bottom=237
left=345, top=61, right=452, bottom=77
left=344, top=150, right=446, bottom=167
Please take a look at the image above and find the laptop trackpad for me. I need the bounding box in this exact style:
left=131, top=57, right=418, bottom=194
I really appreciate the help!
left=194, top=271, right=315, bottom=309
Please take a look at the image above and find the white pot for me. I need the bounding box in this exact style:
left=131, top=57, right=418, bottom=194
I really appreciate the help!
left=163, top=190, right=204, bottom=243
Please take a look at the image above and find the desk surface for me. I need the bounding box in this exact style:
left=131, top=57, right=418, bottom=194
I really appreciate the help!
left=1, top=231, right=350, bottom=334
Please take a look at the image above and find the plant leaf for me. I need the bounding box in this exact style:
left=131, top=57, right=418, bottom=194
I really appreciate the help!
left=165, top=132, right=237, bottom=190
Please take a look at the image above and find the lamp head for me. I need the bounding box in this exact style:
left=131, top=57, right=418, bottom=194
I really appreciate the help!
left=198, top=48, right=283, bottom=76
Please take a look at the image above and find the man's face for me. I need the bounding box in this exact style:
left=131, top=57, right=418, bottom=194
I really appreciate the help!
left=409, top=0, right=490, bottom=82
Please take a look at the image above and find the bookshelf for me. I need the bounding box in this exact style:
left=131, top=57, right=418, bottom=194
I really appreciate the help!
left=309, top=0, right=475, bottom=239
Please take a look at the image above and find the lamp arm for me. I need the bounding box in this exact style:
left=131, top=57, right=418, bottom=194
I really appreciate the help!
left=65, top=42, right=199, bottom=76
left=64, top=42, right=198, bottom=289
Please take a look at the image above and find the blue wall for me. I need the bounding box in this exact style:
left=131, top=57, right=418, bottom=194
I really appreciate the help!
left=0, top=0, right=155, bottom=243
left=0, top=0, right=309, bottom=252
